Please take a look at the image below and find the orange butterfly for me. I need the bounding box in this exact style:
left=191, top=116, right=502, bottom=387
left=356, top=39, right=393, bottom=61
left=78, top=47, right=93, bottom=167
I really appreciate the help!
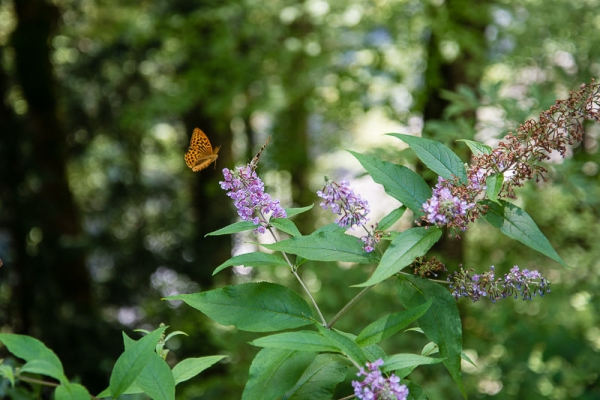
left=184, top=128, right=220, bottom=172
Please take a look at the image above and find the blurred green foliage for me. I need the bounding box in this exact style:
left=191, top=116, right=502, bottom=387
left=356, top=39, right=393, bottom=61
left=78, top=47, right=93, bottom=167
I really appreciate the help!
left=0, top=0, right=599, bottom=398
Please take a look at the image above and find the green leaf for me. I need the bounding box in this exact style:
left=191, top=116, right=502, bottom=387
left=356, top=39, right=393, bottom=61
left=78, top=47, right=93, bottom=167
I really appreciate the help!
left=377, top=207, right=406, bottom=231
left=387, top=133, right=468, bottom=184
left=172, top=356, right=226, bottom=385
left=263, top=230, right=378, bottom=264
left=485, top=173, right=504, bottom=203
left=242, top=348, right=315, bottom=400
left=166, top=282, right=313, bottom=332
left=250, top=331, right=338, bottom=353
left=21, top=359, right=68, bottom=383
left=356, top=300, right=432, bottom=346
left=405, top=381, right=427, bottom=400
left=284, top=354, right=348, bottom=400
left=285, top=204, right=314, bottom=218
left=362, top=343, right=387, bottom=362
left=0, top=364, right=15, bottom=387
left=481, top=200, right=568, bottom=267
left=397, top=275, right=464, bottom=396
left=270, top=218, right=302, bottom=237
left=163, top=330, right=188, bottom=342
left=314, top=222, right=346, bottom=234
left=383, top=353, right=444, bottom=379
left=0, top=334, right=67, bottom=384
left=135, top=352, right=175, bottom=400
left=206, top=221, right=258, bottom=236
left=97, top=383, right=144, bottom=398
left=457, top=139, right=492, bottom=156
left=109, top=326, right=168, bottom=398
left=355, top=227, right=442, bottom=287
left=54, top=383, right=91, bottom=400
left=348, top=151, right=431, bottom=215
left=213, top=252, right=288, bottom=275
left=315, top=325, right=367, bottom=366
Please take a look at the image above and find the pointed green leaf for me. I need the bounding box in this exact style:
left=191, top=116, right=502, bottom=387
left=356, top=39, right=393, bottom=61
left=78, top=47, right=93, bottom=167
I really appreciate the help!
left=213, top=252, right=288, bottom=275
left=356, top=300, right=432, bottom=346
left=355, top=227, right=442, bottom=287
left=263, top=230, right=378, bottom=264
left=0, top=364, right=15, bottom=387
left=349, top=151, right=431, bottom=215
left=485, top=173, right=504, bottom=204
left=242, top=348, right=315, bottom=400
left=315, top=326, right=367, bottom=366
left=166, top=282, right=313, bottom=332
left=172, top=356, right=226, bottom=385
left=388, top=133, right=468, bottom=184
left=383, top=353, right=444, bottom=379
left=55, top=383, right=91, bottom=400
left=135, top=352, right=175, bottom=400
left=109, top=326, right=168, bottom=398
left=250, top=331, right=338, bottom=353
left=270, top=218, right=302, bottom=237
left=482, top=200, right=568, bottom=267
left=0, top=334, right=67, bottom=384
left=284, top=354, right=348, bottom=400
left=285, top=204, right=314, bottom=217
left=206, top=221, right=258, bottom=236
left=457, top=139, right=492, bottom=156
left=21, top=360, right=68, bottom=384
left=397, top=275, right=464, bottom=396
left=377, top=207, right=406, bottom=231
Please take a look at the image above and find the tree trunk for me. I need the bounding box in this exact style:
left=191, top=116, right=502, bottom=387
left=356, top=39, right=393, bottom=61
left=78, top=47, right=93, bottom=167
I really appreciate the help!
left=420, top=0, right=490, bottom=262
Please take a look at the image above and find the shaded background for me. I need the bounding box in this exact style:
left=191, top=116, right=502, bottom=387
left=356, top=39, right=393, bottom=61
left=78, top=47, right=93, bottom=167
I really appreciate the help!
left=1, top=0, right=599, bottom=398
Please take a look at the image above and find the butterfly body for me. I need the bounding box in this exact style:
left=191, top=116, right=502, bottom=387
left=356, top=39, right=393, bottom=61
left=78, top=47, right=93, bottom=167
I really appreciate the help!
left=185, top=128, right=220, bottom=172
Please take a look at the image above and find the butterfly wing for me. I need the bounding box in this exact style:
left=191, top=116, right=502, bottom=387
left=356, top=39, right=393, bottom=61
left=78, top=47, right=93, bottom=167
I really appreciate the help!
left=185, top=128, right=220, bottom=172
left=250, top=136, right=271, bottom=171
left=192, top=146, right=220, bottom=172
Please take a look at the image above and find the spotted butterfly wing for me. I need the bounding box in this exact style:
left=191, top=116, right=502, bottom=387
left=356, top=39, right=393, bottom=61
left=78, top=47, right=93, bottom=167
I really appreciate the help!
left=249, top=136, right=271, bottom=171
left=185, top=128, right=220, bottom=172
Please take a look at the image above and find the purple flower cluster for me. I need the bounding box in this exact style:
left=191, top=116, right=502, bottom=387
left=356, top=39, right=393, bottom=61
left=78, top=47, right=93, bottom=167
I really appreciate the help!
left=220, top=166, right=286, bottom=234
left=360, top=228, right=384, bottom=253
left=317, top=180, right=370, bottom=228
left=352, top=359, right=409, bottom=400
left=448, top=265, right=551, bottom=302
left=317, top=179, right=381, bottom=252
left=422, top=177, right=475, bottom=231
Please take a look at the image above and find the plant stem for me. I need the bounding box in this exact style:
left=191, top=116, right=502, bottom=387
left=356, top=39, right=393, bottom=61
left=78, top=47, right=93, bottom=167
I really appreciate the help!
left=263, top=216, right=327, bottom=326
left=398, top=271, right=450, bottom=284
left=327, top=285, right=374, bottom=329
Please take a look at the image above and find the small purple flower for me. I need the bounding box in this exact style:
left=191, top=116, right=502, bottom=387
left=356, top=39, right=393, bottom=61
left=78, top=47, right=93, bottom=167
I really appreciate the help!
left=360, top=228, right=385, bottom=253
left=352, top=359, right=409, bottom=400
left=448, top=265, right=551, bottom=302
left=220, top=165, right=286, bottom=234
left=317, top=179, right=380, bottom=252
left=468, top=166, right=488, bottom=192
left=317, top=179, right=370, bottom=228
left=422, top=177, right=475, bottom=231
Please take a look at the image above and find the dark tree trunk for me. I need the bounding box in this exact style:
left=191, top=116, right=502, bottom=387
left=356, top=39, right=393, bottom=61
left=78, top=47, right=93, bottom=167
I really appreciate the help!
left=183, top=112, right=233, bottom=287
left=5, top=0, right=114, bottom=391
left=420, top=0, right=490, bottom=262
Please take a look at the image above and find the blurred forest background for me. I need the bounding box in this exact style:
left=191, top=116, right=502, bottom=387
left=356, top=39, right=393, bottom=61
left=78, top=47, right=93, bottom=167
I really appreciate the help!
left=1, top=0, right=599, bottom=398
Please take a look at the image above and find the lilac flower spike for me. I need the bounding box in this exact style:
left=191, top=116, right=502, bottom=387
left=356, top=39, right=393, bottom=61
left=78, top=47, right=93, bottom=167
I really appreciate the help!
left=317, top=179, right=370, bottom=228
left=317, top=179, right=381, bottom=253
left=448, top=265, right=551, bottom=302
left=352, top=359, right=409, bottom=400
left=220, top=165, right=286, bottom=234
left=422, top=176, right=475, bottom=231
